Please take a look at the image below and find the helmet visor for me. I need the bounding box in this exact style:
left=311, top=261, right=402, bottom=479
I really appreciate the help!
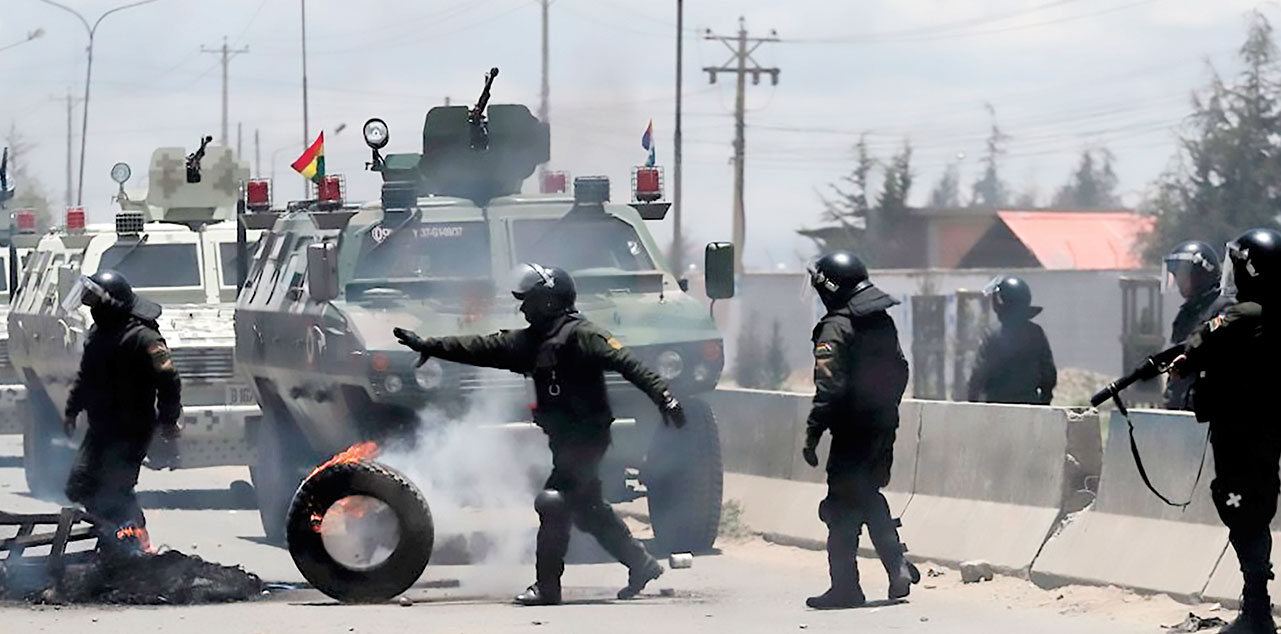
left=61, top=275, right=110, bottom=314
left=1222, top=240, right=1245, bottom=300
left=981, top=275, right=1003, bottom=297
left=511, top=263, right=554, bottom=300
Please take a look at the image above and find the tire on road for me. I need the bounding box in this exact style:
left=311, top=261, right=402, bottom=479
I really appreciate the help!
left=286, top=459, right=434, bottom=603
left=23, top=388, right=75, bottom=499
left=644, top=396, right=723, bottom=554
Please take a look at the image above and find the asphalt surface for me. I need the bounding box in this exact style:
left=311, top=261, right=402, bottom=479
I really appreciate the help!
left=0, top=435, right=1216, bottom=633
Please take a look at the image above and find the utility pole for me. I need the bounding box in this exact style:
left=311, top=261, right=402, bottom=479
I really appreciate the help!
left=53, top=89, right=83, bottom=207
left=672, top=0, right=684, bottom=272
left=201, top=37, right=249, bottom=147
left=538, top=0, right=550, bottom=182
left=703, top=17, right=779, bottom=273
left=254, top=129, right=261, bottom=177
left=300, top=0, right=311, bottom=198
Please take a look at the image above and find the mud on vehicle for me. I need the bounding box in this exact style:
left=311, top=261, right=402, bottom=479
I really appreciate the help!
left=10, top=146, right=262, bottom=497
left=236, top=76, right=736, bottom=557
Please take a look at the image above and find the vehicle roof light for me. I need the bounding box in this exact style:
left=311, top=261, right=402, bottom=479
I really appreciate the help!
left=541, top=170, right=568, bottom=194
left=574, top=176, right=610, bottom=204
left=246, top=179, right=271, bottom=211
left=13, top=210, right=36, bottom=234
left=65, top=206, right=86, bottom=233
left=115, top=211, right=145, bottom=236
left=633, top=166, right=663, bottom=202
left=317, top=174, right=344, bottom=208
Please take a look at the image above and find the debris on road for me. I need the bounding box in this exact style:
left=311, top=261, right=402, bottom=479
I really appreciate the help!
left=1162, top=612, right=1230, bottom=632
left=960, top=560, right=994, bottom=584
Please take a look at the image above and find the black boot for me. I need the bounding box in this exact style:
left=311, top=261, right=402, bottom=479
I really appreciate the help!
left=515, top=583, right=562, bottom=606
left=866, top=501, right=920, bottom=600
left=1221, top=576, right=1276, bottom=634
left=807, top=522, right=866, bottom=609
left=618, top=556, right=664, bottom=600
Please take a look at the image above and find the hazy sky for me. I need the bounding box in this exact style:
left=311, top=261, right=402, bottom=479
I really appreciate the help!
left=0, top=0, right=1267, bottom=269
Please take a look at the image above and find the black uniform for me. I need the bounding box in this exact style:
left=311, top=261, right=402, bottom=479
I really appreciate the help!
left=64, top=314, right=182, bottom=539
left=1163, top=284, right=1233, bottom=409
left=405, top=313, right=672, bottom=596
left=804, top=284, right=913, bottom=603
left=967, top=319, right=1057, bottom=404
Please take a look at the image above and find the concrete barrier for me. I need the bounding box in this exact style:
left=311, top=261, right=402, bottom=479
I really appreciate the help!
left=897, top=401, right=1100, bottom=574
left=1031, top=409, right=1228, bottom=601
left=709, top=388, right=921, bottom=552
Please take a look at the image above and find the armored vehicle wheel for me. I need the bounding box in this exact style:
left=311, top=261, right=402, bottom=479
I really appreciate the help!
left=644, top=396, right=723, bottom=554
left=22, top=390, right=75, bottom=499
left=250, top=415, right=311, bottom=543
left=287, top=459, right=434, bottom=603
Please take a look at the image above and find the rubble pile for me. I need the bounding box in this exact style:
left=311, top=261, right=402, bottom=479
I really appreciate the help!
left=2, top=550, right=263, bottom=605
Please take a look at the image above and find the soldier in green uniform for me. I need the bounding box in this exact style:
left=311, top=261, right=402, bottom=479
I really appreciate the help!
left=393, top=263, right=685, bottom=606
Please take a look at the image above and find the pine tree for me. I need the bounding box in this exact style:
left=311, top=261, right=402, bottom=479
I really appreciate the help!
left=1053, top=148, right=1121, bottom=209
left=971, top=103, right=1009, bottom=208
left=930, top=161, right=962, bottom=208
left=1143, top=11, right=1281, bottom=261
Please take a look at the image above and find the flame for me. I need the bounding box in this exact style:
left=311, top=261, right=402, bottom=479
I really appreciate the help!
left=307, top=441, right=380, bottom=481
left=115, top=525, right=155, bottom=554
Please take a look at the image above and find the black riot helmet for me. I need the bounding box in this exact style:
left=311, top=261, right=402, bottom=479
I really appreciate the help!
left=983, top=275, right=1042, bottom=321
left=62, top=270, right=161, bottom=323
left=89, top=270, right=135, bottom=307
left=512, top=262, right=577, bottom=324
left=1164, top=240, right=1221, bottom=298
left=1223, top=228, right=1281, bottom=304
left=808, top=251, right=871, bottom=309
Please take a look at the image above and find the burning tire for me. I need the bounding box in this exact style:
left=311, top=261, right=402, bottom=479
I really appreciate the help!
left=644, top=396, right=723, bottom=553
left=286, top=458, right=434, bottom=603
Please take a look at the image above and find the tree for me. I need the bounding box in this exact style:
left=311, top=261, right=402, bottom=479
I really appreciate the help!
left=929, top=160, right=962, bottom=208
left=807, top=136, right=876, bottom=255
left=4, top=125, right=53, bottom=231
left=1142, top=11, right=1281, bottom=262
left=1052, top=147, right=1121, bottom=209
left=1014, top=183, right=1040, bottom=208
left=971, top=103, right=1010, bottom=208
left=800, top=138, right=913, bottom=267
left=761, top=319, right=791, bottom=391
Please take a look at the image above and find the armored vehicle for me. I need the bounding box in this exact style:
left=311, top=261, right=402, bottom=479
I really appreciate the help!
left=0, top=150, right=45, bottom=434
left=11, top=145, right=262, bottom=496
left=236, top=72, right=736, bottom=551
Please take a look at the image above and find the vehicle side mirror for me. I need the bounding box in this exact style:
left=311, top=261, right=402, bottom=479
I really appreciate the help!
left=704, top=242, right=735, bottom=300
left=306, top=242, right=339, bottom=302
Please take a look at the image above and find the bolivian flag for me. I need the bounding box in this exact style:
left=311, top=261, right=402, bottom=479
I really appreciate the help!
left=291, top=132, right=325, bottom=182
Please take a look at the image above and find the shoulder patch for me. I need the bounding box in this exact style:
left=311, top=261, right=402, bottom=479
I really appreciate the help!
left=606, top=336, right=624, bottom=350
left=148, top=342, right=174, bottom=372
left=814, top=341, right=835, bottom=358
left=1209, top=315, right=1226, bottom=332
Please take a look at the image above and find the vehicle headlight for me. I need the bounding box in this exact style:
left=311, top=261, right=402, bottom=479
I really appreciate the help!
left=415, top=358, right=444, bottom=390
left=383, top=375, right=404, bottom=394
left=656, top=350, right=684, bottom=381
left=692, top=363, right=710, bottom=383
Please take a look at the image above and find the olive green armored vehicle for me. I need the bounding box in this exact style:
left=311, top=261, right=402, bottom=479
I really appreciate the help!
left=236, top=72, right=736, bottom=551
left=11, top=144, right=262, bottom=496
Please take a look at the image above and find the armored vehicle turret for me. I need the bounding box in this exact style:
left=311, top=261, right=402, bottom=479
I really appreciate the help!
left=236, top=71, right=736, bottom=551
left=11, top=144, right=263, bottom=496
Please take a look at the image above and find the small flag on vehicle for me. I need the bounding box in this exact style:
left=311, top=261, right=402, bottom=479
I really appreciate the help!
left=641, top=119, right=656, bottom=167
left=291, top=132, right=325, bottom=183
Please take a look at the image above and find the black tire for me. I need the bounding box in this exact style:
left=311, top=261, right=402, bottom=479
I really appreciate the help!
left=643, top=396, right=723, bottom=554
left=23, top=388, right=74, bottom=500
left=250, top=412, right=309, bottom=544
left=286, top=459, right=434, bottom=603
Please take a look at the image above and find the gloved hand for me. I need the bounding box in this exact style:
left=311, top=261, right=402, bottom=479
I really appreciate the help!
left=149, top=427, right=182, bottom=470
left=159, top=421, right=182, bottom=441
left=63, top=413, right=77, bottom=438
left=393, top=327, right=432, bottom=368
left=661, top=397, right=686, bottom=428
left=802, top=438, right=820, bottom=468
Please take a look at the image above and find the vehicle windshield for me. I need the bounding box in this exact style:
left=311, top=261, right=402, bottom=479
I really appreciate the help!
left=98, top=243, right=201, bottom=288
left=352, top=221, right=491, bottom=280
left=511, top=216, right=655, bottom=273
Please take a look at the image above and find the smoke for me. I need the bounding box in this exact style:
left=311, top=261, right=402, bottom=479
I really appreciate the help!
left=378, top=387, right=551, bottom=594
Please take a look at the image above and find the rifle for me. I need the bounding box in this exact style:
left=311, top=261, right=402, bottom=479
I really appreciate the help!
left=186, top=135, right=214, bottom=183
left=1090, top=342, right=1207, bottom=509
left=1089, top=343, right=1184, bottom=408
left=468, top=67, right=499, bottom=151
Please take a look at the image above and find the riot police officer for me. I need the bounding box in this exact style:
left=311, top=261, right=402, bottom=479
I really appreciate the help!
left=393, top=263, right=684, bottom=606
left=1163, top=240, right=1234, bottom=410
left=1171, top=229, right=1281, bottom=634
left=801, top=251, right=918, bottom=609
left=967, top=275, right=1057, bottom=405
left=62, top=270, right=182, bottom=554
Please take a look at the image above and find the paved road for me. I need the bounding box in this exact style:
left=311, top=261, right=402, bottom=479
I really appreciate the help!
left=0, top=436, right=1212, bottom=633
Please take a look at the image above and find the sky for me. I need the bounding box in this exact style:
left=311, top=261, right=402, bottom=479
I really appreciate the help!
left=0, top=0, right=1269, bottom=270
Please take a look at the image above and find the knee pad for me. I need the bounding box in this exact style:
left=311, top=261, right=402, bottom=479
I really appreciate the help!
left=535, top=489, right=568, bottom=519
left=1212, top=480, right=1277, bottom=530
